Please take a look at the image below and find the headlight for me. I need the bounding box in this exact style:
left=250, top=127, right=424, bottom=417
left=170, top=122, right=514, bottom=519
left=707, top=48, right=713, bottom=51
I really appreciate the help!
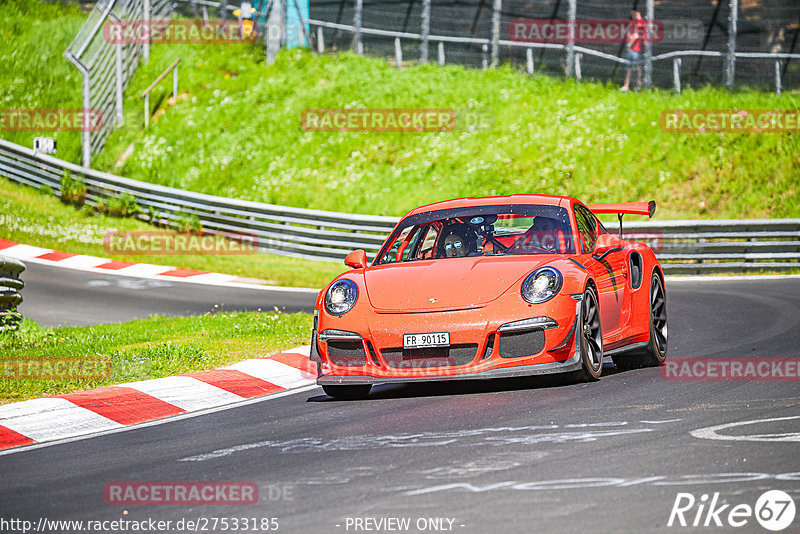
left=324, top=279, right=359, bottom=315
left=521, top=267, right=562, bottom=304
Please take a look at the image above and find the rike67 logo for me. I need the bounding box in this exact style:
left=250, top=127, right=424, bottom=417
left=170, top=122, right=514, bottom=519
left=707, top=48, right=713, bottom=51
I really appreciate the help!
left=668, top=490, right=796, bottom=531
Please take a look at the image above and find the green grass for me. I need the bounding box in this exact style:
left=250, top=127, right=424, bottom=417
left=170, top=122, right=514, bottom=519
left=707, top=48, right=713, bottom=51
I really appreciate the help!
left=91, top=44, right=800, bottom=220
left=0, top=0, right=86, bottom=162
left=0, top=176, right=346, bottom=287
left=0, top=312, right=312, bottom=404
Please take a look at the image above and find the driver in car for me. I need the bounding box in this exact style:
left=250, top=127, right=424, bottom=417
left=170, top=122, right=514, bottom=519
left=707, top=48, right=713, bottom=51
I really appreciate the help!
left=437, top=222, right=479, bottom=258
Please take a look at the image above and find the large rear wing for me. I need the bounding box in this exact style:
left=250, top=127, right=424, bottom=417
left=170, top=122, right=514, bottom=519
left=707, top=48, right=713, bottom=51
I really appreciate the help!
left=588, top=200, right=656, bottom=236
left=588, top=201, right=656, bottom=218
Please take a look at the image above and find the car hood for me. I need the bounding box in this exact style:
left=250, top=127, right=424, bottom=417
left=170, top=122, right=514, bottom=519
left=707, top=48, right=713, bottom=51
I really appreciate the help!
left=364, top=256, right=555, bottom=312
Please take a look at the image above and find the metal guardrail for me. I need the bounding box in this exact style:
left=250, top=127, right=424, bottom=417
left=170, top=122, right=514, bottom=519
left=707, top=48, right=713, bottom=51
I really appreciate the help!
left=0, top=257, right=25, bottom=331
left=0, top=138, right=798, bottom=273
left=624, top=219, right=800, bottom=274
left=0, top=139, right=397, bottom=262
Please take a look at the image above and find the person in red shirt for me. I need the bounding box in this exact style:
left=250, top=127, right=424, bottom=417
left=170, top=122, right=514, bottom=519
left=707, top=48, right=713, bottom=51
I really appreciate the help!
left=621, top=10, right=647, bottom=91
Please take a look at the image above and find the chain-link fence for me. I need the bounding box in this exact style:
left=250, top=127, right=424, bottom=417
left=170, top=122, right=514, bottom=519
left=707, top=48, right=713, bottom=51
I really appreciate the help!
left=64, top=0, right=173, bottom=168
left=309, top=0, right=800, bottom=90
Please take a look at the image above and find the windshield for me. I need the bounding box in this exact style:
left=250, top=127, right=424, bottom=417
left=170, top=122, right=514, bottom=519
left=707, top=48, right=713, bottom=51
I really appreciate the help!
left=376, top=204, right=575, bottom=265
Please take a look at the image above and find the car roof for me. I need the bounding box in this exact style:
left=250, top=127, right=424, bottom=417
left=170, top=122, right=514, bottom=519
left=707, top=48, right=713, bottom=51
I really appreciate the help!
left=403, top=194, right=576, bottom=218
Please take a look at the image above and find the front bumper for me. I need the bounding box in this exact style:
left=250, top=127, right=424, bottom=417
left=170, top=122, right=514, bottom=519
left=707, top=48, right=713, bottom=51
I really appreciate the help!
left=315, top=294, right=584, bottom=386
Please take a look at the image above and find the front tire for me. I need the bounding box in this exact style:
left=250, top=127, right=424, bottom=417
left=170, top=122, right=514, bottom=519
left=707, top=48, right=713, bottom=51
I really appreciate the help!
left=322, top=384, right=371, bottom=400
left=577, top=286, right=603, bottom=381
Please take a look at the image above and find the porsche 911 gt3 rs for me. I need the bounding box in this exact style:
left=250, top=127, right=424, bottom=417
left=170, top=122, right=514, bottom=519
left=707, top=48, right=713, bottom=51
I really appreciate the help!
left=311, top=194, right=668, bottom=399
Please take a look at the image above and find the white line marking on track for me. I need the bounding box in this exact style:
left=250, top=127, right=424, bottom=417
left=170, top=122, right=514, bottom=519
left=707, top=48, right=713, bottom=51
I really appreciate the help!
left=640, top=419, right=682, bottom=424
left=690, top=415, right=800, bottom=442
left=0, top=397, right=123, bottom=442
left=0, top=385, right=321, bottom=457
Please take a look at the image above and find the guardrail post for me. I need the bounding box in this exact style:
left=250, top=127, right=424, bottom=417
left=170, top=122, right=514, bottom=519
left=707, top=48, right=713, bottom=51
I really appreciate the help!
left=775, top=60, right=781, bottom=95
left=526, top=47, right=533, bottom=74
left=115, top=42, right=123, bottom=125
left=353, top=0, right=363, bottom=54
left=565, top=0, right=576, bottom=76
left=482, top=43, right=489, bottom=70
left=725, top=0, right=738, bottom=88
left=281, top=0, right=288, bottom=49
left=395, top=37, right=402, bottom=68
left=575, top=53, right=582, bottom=81
left=438, top=41, right=445, bottom=66
left=317, top=26, right=324, bottom=53
left=644, top=0, right=654, bottom=88
left=144, top=93, right=149, bottom=129
left=81, top=71, right=91, bottom=167
left=265, top=0, right=283, bottom=63
left=673, top=57, right=681, bottom=93
left=420, top=0, right=431, bottom=63
left=490, top=0, right=502, bottom=67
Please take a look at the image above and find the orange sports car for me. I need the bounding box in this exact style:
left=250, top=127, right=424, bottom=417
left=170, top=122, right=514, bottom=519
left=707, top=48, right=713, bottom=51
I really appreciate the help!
left=311, top=194, right=668, bottom=399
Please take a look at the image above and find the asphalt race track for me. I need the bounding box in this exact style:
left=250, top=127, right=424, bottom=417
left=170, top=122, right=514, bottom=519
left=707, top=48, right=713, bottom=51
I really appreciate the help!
left=18, top=262, right=317, bottom=327
left=2, top=276, right=800, bottom=533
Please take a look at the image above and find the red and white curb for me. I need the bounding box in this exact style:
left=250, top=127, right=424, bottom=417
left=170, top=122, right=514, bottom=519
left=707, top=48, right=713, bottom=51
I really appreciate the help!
left=0, top=239, right=318, bottom=293
left=0, top=346, right=317, bottom=452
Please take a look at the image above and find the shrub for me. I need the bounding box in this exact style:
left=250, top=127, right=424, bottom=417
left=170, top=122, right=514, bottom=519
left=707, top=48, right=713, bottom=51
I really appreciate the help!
left=59, top=170, right=86, bottom=206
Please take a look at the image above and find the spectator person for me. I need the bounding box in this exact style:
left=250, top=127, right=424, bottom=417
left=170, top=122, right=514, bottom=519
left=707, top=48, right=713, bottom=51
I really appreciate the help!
left=621, top=10, right=647, bottom=92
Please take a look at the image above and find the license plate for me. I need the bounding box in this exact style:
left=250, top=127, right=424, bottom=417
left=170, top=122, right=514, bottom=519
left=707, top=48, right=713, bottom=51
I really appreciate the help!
left=403, top=332, right=450, bottom=349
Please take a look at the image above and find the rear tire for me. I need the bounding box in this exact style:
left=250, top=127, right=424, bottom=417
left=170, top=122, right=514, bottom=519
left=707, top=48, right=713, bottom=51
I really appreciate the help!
left=577, top=286, right=603, bottom=381
left=615, top=272, right=668, bottom=370
left=322, top=384, right=371, bottom=400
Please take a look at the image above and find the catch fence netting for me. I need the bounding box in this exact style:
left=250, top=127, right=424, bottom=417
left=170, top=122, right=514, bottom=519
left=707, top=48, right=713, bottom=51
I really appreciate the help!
left=310, top=0, right=800, bottom=89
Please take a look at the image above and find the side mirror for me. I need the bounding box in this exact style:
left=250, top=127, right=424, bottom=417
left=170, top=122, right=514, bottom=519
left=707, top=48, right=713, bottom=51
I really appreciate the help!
left=593, top=233, right=624, bottom=261
left=344, top=249, right=368, bottom=269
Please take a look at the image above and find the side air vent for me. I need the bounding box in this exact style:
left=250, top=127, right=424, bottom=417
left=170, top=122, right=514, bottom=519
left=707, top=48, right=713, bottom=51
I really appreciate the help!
left=629, top=251, right=643, bottom=289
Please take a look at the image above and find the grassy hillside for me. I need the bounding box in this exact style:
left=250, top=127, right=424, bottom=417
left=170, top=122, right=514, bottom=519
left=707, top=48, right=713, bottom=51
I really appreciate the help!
left=1, top=0, right=798, bottom=223
left=95, top=47, right=800, bottom=220
left=0, top=0, right=86, bottom=161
